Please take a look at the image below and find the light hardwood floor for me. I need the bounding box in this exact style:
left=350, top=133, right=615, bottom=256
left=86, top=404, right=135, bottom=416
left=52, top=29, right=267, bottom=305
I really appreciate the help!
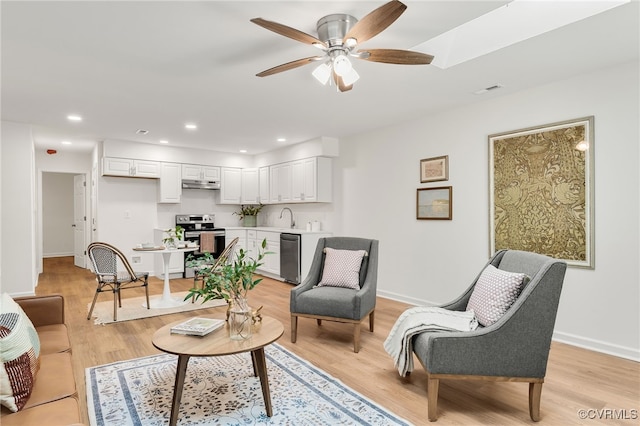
left=37, top=257, right=638, bottom=425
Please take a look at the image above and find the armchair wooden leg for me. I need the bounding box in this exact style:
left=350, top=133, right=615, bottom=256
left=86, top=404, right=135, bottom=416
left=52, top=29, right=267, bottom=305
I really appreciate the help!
left=317, top=319, right=322, bottom=326
left=529, top=382, right=543, bottom=421
left=113, top=290, right=118, bottom=322
left=369, top=310, right=375, bottom=332
left=291, top=315, right=298, bottom=343
left=353, top=323, right=361, bottom=353
left=427, top=376, right=439, bottom=421
left=144, top=284, right=150, bottom=310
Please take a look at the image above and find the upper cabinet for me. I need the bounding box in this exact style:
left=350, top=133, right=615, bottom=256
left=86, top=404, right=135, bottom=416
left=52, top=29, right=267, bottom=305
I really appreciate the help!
left=273, top=157, right=332, bottom=204
left=158, top=162, right=182, bottom=203
left=220, top=167, right=242, bottom=204
left=258, top=167, right=270, bottom=204
left=269, top=162, right=292, bottom=203
left=241, top=168, right=259, bottom=204
left=102, top=157, right=160, bottom=178
left=181, top=164, right=220, bottom=181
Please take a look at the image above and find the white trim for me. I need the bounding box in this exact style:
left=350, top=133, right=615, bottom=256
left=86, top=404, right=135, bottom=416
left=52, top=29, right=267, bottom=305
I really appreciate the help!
left=553, top=331, right=640, bottom=362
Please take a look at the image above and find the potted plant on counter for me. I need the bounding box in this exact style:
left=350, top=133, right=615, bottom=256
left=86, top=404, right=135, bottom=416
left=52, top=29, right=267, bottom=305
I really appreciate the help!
left=186, top=239, right=269, bottom=340
left=233, top=204, right=264, bottom=227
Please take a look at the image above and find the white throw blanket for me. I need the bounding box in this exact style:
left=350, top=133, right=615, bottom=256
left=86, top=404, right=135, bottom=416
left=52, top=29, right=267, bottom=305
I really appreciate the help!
left=383, top=306, right=478, bottom=377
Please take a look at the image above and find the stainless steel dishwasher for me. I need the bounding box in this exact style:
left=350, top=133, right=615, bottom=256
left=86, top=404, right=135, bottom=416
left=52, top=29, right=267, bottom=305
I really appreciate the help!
left=280, top=233, right=300, bottom=284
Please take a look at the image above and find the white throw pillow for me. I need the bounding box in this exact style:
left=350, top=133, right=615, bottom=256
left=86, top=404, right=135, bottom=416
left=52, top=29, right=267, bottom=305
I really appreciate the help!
left=467, top=264, right=528, bottom=326
left=317, top=248, right=367, bottom=290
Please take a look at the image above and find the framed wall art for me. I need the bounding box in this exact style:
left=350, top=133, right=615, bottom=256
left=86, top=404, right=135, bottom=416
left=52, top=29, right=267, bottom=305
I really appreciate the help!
left=420, top=155, right=449, bottom=183
left=489, top=116, right=594, bottom=268
left=417, top=186, right=452, bottom=220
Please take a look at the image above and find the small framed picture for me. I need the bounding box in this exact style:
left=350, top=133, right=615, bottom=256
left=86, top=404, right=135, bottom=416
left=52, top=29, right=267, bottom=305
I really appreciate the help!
left=417, top=186, right=452, bottom=220
left=420, top=155, right=449, bottom=183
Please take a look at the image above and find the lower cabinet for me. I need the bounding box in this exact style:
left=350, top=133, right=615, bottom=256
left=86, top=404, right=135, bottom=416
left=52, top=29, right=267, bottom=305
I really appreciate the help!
left=256, top=231, right=280, bottom=276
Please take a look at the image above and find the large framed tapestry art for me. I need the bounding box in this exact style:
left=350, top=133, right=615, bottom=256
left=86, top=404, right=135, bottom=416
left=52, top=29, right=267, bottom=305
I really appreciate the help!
left=489, top=116, right=594, bottom=268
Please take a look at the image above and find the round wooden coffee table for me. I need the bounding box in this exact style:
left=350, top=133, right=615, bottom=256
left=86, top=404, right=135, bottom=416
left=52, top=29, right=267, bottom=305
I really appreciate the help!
left=152, top=314, right=284, bottom=426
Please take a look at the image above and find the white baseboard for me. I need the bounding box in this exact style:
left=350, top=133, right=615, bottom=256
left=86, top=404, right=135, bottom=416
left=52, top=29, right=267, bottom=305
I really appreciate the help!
left=378, top=290, right=640, bottom=363
left=552, top=331, right=640, bottom=362
left=43, top=252, right=74, bottom=258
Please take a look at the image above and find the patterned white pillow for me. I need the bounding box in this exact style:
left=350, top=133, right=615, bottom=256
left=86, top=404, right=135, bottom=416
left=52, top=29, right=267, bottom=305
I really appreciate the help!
left=467, top=264, right=528, bottom=327
left=317, top=248, right=367, bottom=290
left=0, top=293, right=41, bottom=412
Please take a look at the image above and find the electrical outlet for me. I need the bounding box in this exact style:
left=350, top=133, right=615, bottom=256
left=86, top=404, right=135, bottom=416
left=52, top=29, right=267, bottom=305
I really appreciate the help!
left=124, top=210, right=131, bottom=219
left=132, top=256, right=141, bottom=264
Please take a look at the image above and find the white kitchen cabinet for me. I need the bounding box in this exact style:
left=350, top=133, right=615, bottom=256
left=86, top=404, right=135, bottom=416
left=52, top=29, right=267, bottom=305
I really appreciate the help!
left=256, top=231, right=280, bottom=276
left=102, top=157, right=160, bottom=178
left=181, top=164, right=220, bottom=181
left=258, top=166, right=270, bottom=204
left=225, top=229, right=247, bottom=259
left=268, top=157, right=332, bottom=204
left=292, top=157, right=332, bottom=202
left=245, top=229, right=258, bottom=262
left=220, top=167, right=242, bottom=204
left=269, top=162, right=292, bottom=203
left=158, top=162, right=182, bottom=203
left=241, top=168, right=259, bottom=204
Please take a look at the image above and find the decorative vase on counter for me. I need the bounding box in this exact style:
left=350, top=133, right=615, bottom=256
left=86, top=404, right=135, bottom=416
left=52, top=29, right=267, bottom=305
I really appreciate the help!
left=243, top=215, right=257, bottom=227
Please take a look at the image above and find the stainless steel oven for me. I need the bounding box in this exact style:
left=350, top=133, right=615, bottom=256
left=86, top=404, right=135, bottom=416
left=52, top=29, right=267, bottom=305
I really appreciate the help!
left=176, top=214, right=225, bottom=278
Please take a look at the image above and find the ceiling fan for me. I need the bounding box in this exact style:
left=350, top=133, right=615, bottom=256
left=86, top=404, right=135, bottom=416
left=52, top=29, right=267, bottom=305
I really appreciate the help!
left=250, top=0, right=434, bottom=92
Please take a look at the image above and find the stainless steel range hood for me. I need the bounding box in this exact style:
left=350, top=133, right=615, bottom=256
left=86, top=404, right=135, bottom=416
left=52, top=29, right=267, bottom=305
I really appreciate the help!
left=181, top=179, right=221, bottom=190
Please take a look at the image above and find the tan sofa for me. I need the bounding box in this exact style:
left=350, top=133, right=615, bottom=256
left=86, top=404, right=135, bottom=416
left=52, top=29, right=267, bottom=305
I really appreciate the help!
left=0, top=294, right=83, bottom=426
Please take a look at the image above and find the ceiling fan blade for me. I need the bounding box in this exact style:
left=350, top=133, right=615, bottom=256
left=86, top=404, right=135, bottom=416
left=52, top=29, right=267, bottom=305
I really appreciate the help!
left=251, top=18, right=326, bottom=47
left=256, top=56, right=323, bottom=77
left=358, top=49, right=434, bottom=65
left=343, top=0, right=407, bottom=45
left=333, top=70, right=353, bottom=92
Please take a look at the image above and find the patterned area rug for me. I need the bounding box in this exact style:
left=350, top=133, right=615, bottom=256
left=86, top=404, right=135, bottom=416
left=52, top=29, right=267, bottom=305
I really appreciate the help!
left=86, top=343, right=412, bottom=426
left=88, top=292, right=227, bottom=325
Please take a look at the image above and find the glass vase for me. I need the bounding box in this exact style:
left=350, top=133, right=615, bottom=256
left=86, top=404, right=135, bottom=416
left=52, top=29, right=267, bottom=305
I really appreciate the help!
left=228, top=297, right=252, bottom=340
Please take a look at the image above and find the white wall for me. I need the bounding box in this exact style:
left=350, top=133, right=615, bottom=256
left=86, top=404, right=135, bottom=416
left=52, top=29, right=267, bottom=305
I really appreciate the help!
left=42, top=173, right=74, bottom=257
left=334, top=60, right=640, bottom=361
left=1, top=121, right=37, bottom=295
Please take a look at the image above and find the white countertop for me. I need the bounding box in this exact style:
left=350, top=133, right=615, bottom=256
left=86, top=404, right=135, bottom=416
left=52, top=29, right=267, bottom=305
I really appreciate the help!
left=224, top=226, right=331, bottom=235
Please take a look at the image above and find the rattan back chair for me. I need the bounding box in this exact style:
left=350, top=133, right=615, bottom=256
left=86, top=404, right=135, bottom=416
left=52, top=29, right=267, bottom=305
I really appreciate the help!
left=87, top=242, right=150, bottom=321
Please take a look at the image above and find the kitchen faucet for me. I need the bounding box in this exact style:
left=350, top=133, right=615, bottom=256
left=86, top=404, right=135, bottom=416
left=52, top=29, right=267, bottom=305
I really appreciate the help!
left=279, top=207, right=295, bottom=229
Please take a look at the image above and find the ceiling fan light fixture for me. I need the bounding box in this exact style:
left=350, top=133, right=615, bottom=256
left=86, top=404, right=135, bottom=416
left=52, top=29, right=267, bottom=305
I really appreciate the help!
left=333, top=53, right=352, bottom=77
left=312, top=62, right=332, bottom=85
left=342, top=68, right=360, bottom=86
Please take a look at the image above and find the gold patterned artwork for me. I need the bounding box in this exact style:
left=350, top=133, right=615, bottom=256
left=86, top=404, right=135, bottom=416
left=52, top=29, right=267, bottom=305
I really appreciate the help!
left=489, top=117, right=594, bottom=268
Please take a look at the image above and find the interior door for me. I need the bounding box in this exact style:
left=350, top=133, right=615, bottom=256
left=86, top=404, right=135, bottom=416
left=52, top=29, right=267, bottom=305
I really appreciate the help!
left=73, top=174, right=86, bottom=268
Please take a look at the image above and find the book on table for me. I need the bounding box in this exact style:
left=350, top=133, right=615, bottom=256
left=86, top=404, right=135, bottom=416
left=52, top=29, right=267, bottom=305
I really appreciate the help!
left=170, top=317, right=225, bottom=336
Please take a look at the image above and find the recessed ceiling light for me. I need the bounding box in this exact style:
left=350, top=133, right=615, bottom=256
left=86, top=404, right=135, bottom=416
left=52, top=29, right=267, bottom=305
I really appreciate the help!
left=239, top=149, right=247, bottom=153
left=67, top=114, right=82, bottom=122
left=159, top=140, right=169, bottom=144
left=277, top=138, right=286, bottom=142
left=185, top=123, right=197, bottom=130
left=61, top=141, right=72, bottom=145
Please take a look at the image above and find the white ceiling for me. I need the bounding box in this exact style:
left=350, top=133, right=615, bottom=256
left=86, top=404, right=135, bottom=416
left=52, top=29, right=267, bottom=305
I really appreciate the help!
left=2, top=1, right=638, bottom=155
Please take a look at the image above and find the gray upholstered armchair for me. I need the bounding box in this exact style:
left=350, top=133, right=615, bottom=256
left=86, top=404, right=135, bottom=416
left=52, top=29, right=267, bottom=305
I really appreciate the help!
left=412, top=249, right=567, bottom=421
left=290, top=237, right=379, bottom=353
